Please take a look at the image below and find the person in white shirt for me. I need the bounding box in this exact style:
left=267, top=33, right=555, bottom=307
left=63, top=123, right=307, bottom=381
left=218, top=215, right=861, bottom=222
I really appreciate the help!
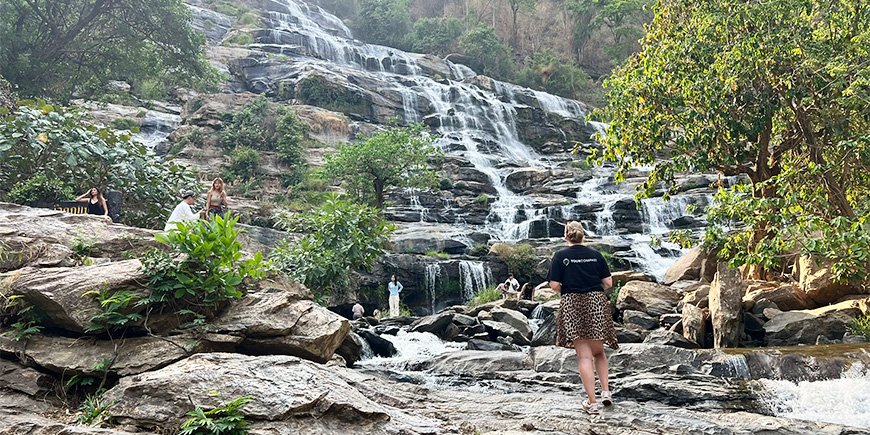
left=164, top=190, right=199, bottom=231
left=351, top=302, right=365, bottom=319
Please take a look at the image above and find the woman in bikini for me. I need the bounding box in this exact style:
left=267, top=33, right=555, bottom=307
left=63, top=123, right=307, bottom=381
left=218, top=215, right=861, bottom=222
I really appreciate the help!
left=203, top=177, right=228, bottom=220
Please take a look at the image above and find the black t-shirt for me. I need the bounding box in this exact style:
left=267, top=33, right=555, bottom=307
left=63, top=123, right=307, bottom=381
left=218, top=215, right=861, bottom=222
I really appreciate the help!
left=546, top=245, right=611, bottom=294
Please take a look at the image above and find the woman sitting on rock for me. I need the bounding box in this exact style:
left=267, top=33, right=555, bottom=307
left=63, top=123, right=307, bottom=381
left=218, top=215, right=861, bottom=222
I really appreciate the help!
left=547, top=221, right=617, bottom=415
left=203, top=177, right=228, bottom=220
left=75, top=187, right=109, bottom=218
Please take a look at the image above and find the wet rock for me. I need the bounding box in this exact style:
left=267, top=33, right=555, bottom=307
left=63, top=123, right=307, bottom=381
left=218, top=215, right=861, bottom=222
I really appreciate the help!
left=482, top=320, right=531, bottom=346
left=422, top=350, right=532, bottom=374
left=489, top=308, right=532, bottom=338
left=709, top=264, right=745, bottom=348
left=357, top=329, right=397, bottom=358
left=763, top=301, right=862, bottom=346
left=505, top=168, right=553, bottom=193
left=798, top=255, right=860, bottom=305
left=531, top=315, right=556, bottom=346
left=662, top=247, right=704, bottom=285
left=616, top=281, right=681, bottom=317
left=410, top=312, right=455, bottom=336
left=452, top=313, right=479, bottom=327
left=623, top=310, right=659, bottom=330
left=208, top=277, right=348, bottom=363
left=643, top=330, right=699, bottom=349
left=682, top=304, right=708, bottom=347
left=465, top=339, right=519, bottom=352
left=337, top=331, right=365, bottom=367
left=3, top=260, right=146, bottom=333
left=743, top=282, right=815, bottom=311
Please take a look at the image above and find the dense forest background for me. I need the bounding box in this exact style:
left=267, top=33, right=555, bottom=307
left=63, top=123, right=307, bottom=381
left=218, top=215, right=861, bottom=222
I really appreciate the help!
left=313, top=0, right=650, bottom=105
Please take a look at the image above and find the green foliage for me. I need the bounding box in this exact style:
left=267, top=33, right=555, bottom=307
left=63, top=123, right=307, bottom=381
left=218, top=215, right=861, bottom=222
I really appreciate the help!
left=297, top=76, right=368, bottom=115
left=220, top=97, right=273, bottom=150
left=0, top=0, right=219, bottom=101
left=848, top=315, right=870, bottom=339
left=595, top=0, right=870, bottom=281
left=355, top=0, right=412, bottom=49
left=142, top=214, right=266, bottom=311
left=84, top=288, right=143, bottom=334
left=274, top=108, right=308, bottom=176
left=110, top=118, right=140, bottom=131
left=179, top=395, right=252, bottom=435
left=406, top=17, right=463, bottom=55
left=475, top=194, right=491, bottom=205
left=1, top=295, right=43, bottom=341
left=227, top=146, right=261, bottom=183
left=490, top=243, right=538, bottom=280
left=71, top=236, right=95, bottom=258
left=438, top=178, right=453, bottom=190
left=0, top=102, right=194, bottom=228
left=226, top=33, right=255, bottom=46
left=468, top=287, right=502, bottom=308
left=322, top=124, right=440, bottom=208
left=7, top=174, right=73, bottom=206
left=425, top=250, right=450, bottom=260
left=271, top=196, right=394, bottom=299
left=608, top=282, right=623, bottom=306
left=564, top=0, right=651, bottom=66
left=468, top=243, right=490, bottom=257
left=459, top=26, right=514, bottom=80
left=515, top=50, right=597, bottom=103
left=76, top=394, right=116, bottom=426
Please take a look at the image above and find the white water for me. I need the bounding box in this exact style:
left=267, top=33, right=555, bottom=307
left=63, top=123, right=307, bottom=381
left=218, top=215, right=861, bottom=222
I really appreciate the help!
left=756, top=364, right=870, bottom=429
left=356, top=330, right=463, bottom=370
left=424, top=263, right=442, bottom=313
left=459, top=260, right=492, bottom=302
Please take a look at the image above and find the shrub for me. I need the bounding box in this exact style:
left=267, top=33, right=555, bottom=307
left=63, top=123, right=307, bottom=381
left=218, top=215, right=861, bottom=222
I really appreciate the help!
left=297, top=76, right=368, bottom=115
left=490, top=243, right=538, bottom=280
left=406, top=17, right=462, bottom=55
left=475, top=194, right=490, bottom=205
left=458, top=25, right=514, bottom=80
left=84, top=288, right=143, bottom=334
left=468, top=287, right=502, bottom=308
left=227, top=146, right=261, bottom=183
left=468, top=243, right=490, bottom=257
left=110, top=118, right=139, bottom=131
left=180, top=395, right=252, bottom=435
left=438, top=178, right=453, bottom=190
left=226, top=33, right=255, bottom=46
left=142, top=214, right=266, bottom=311
left=76, top=394, right=117, bottom=426
left=1, top=295, right=43, bottom=341
left=849, top=315, right=870, bottom=339
left=425, top=250, right=449, bottom=260
left=7, top=175, right=73, bottom=206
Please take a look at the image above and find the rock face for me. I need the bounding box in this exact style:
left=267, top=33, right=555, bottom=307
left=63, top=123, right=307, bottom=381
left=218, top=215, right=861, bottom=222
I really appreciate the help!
left=709, top=264, right=745, bottom=348
left=3, top=260, right=145, bottom=333
left=103, top=353, right=437, bottom=433
left=489, top=308, right=532, bottom=338
left=623, top=310, right=659, bottom=330
left=682, top=304, right=707, bottom=347
left=617, top=281, right=681, bottom=316
left=743, top=282, right=815, bottom=311
left=798, top=255, right=860, bottom=305
left=763, top=301, right=863, bottom=345
left=208, top=277, right=349, bottom=363
left=663, top=247, right=704, bottom=285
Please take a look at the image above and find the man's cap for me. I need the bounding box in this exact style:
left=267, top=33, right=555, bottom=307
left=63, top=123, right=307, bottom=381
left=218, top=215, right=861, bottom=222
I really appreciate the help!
left=181, top=190, right=195, bottom=199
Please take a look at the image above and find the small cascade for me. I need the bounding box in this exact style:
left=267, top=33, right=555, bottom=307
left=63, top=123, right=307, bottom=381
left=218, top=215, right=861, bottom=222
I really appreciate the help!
left=756, top=363, right=870, bottom=429
left=135, top=110, right=181, bottom=152
left=424, top=263, right=443, bottom=314
left=458, top=260, right=492, bottom=302
left=533, top=90, right=587, bottom=119
left=356, top=330, right=464, bottom=370
left=641, top=196, right=693, bottom=235
left=721, top=355, right=751, bottom=380
left=406, top=188, right=430, bottom=222
left=629, top=236, right=681, bottom=282
left=529, top=304, right=551, bottom=320
left=576, top=175, right=626, bottom=237
left=595, top=202, right=617, bottom=237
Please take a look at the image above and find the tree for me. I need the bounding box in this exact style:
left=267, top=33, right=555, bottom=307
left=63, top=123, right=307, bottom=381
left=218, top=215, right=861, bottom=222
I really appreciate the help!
left=0, top=101, right=194, bottom=228
left=594, top=0, right=870, bottom=280
left=459, top=25, right=514, bottom=79
left=355, top=0, right=412, bottom=49
left=0, top=0, right=219, bottom=101
left=271, top=196, right=395, bottom=300
left=406, top=17, right=463, bottom=55
left=515, top=50, right=598, bottom=103
left=323, top=124, right=441, bottom=209
left=564, top=0, right=651, bottom=65
left=503, top=0, right=537, bottom=50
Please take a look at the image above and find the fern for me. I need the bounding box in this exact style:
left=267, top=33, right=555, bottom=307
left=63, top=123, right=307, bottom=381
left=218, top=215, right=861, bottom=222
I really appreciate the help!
left=180, top=395, right=252, bottom=435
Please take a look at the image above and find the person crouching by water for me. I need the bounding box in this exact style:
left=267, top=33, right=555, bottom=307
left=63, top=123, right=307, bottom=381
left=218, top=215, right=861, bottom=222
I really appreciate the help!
left=75, top=187, right=109, bottom=218
left=547, top=221, right=617, bottom=415
left=387, top=275, right=403, bottom=317
left=164, top=190, right=199, bottom=231
left=351, top=301, right=365, bottom=320
left=203, top=177, right=228, bottom=220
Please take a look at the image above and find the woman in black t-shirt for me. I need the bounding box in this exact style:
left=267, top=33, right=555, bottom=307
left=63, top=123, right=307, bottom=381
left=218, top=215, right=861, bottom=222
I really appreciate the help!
left=547, top=221, right=616, bottom=415
left=75, top=187, right=109, bottom=218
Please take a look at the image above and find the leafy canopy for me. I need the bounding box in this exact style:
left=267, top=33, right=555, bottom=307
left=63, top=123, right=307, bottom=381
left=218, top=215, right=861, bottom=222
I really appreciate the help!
left=323, top=123, right=440, bottom=208
left=271, top=195, right=394, bottom=301
left=594, top=0, right=870, bottom=280
left=0, top=0, right=219, bottom=101
left=459, top=25, right=515, bottom=80
left=0, top=101, right=194, bottom=228
left=355, top=0, right=412, bottom=49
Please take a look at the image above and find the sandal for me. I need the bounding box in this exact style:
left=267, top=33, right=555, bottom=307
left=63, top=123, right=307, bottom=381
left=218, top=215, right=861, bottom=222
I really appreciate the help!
left=600, top=390, right=613, bottom=407
left=581, top=399, right=600, bottom=415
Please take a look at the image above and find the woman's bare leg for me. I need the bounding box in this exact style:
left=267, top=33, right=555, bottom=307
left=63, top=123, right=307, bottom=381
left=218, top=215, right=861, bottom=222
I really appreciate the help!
left=589, top=340, right=609, bottom=393
left=573, top=339, right=597, bottom=403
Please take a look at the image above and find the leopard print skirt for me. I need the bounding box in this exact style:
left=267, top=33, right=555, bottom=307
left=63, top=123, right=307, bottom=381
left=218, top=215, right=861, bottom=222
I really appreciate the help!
left=555, top=292, right=619, bottom=349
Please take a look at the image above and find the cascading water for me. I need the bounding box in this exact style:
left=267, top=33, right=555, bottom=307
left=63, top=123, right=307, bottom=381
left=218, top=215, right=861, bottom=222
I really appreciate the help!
left=756, top=364, right=870, bottom=429
left=424, top=263, right=442, bottom=313
left=642, top=196, right=695, bottom=235
left=356, top=330, right=464, bottom=370
left=458, top=261, right=492, bottom=302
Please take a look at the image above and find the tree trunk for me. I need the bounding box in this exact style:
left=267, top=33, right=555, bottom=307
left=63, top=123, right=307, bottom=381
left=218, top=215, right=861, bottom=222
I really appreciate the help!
left=510, top=5, right=520, bottom=49
left=374, top=178, right=385, bottom=209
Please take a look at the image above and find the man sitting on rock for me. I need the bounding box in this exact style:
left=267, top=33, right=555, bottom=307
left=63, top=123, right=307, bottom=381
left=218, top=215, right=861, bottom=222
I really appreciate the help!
left=164, top=190, right=199, bottom=231
left=352, top=302, right=365, bottom=320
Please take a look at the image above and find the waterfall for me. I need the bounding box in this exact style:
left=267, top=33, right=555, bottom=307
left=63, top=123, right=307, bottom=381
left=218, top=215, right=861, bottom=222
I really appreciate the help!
left=533, top=90, right=587, bottom=119
left=756, top=364, right=870, bottom=429
left=424, top=263, right=442, bottom=313
left=356, top=330, right=464, bottom=370
left=459, top=260, right=492, bottom=302
left=629, top=236, right=680, bottom=282
left=641, top=196, right=693, bottom=235
left=406, top=188, right=429, bottom=222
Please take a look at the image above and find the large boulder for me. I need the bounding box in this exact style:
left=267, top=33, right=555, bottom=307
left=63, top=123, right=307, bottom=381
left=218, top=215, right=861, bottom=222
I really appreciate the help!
left=622, top=310, right=659, bottom=330
left=409, top=312, right=455, bottom=337
left=482, top=320, right=532, bottom=346
left=679, top=284, right=711, bottom=310
left=763, top=301, right=863, bottom=346
left=0, top=360, right=54, bottom=397
left=530, top=346, right=578, bottom=374
left=643, top=330, right=700, bottom=349
left=336, top=331, right=365, bottom=366
left=0, top=334, right=197, bottom=377
left=531, top=315, right=556, bottom=346
left=743, top=282, right=815, bottom=311
left=207, top=277, right=349, bottom=363
left=798, top=256, right=861, bottom=305
left=103, top=353, right=435, bottom=433
left=489, top=308, right=532, bottom=338
left=357, top=329, right=397, bottom=358
left=682, top=304, right=708, bottom=348
left=709, top=264, right=745, bottom=348
left=3, top=260, right=145, bottom=333
left=663, top=247, right=704, bottom=285
left=616, top=281, right=681, bottom=316
left=0, top=233, right=77, bottom=271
